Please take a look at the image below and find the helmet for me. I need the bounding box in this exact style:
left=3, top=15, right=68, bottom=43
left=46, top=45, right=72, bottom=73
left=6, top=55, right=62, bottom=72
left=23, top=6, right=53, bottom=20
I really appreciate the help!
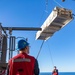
left=18, top=39, right=29, bottom=50
left=54, top=66, right=56, bottom=68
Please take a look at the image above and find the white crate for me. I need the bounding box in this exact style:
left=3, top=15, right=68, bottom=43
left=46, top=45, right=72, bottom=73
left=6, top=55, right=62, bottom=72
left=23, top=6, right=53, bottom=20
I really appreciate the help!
left=36, top=7, right=73, bottom=40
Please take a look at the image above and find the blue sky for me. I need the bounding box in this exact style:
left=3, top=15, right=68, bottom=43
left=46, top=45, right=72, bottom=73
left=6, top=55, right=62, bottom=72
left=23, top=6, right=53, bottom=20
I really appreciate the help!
left=0, top=0, right=75, bottom=72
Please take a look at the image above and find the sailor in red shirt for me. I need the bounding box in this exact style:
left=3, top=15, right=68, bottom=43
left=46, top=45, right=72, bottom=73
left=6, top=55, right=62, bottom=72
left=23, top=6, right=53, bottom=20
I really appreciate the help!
left=7, top=39, right=39, bottom=75
left=52, top=66, right=58, bottom=75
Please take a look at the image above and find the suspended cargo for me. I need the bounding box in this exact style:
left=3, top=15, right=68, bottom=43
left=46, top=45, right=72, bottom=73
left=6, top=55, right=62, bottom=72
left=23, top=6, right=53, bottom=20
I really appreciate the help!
left=36, top=6, right=73, bottom=40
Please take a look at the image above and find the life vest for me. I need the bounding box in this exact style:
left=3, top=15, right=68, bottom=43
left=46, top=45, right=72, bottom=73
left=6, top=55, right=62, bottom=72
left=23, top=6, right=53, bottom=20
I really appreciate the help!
left=53, top=72, right=58, bottom=75
left=52, top=69, right=58, bottom=75
left=8, top=53, right=35, bottom=75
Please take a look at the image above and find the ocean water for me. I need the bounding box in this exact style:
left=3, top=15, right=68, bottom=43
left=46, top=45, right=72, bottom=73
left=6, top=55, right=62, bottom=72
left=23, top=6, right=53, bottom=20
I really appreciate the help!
left=40, top=72, right=75, bottom=75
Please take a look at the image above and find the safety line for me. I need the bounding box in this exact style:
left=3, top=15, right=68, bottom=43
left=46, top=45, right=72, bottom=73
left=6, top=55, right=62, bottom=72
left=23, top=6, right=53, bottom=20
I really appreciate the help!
left=36, top=40, right=44, bottom=59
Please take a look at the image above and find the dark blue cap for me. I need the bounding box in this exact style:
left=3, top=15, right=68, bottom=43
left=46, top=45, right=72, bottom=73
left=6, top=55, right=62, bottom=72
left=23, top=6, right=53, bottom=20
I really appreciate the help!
left=18, top=39, right=29, bottom=50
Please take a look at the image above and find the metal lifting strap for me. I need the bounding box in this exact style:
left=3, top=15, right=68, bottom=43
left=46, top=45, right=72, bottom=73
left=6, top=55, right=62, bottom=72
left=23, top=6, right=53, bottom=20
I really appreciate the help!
left=36, top=40, right=44, bottom=59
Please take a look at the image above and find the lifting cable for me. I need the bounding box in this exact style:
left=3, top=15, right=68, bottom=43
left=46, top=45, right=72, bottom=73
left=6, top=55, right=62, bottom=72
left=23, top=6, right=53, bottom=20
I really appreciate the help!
left=47, top=40, right=54, bottom=67
left=38, top=0, right=48, bottom=26
left=53, top=0, right=64, bottom=8
left=36, top=0, right=48, bottom=59
left=45, top=0, right=48, bottom=13
left=36, top=40, right=44, bottom=59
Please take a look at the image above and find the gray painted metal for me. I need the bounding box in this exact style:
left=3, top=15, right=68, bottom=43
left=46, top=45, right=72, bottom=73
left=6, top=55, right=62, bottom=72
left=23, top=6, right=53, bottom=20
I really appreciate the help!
left=0, top=63, right=8, bottom=70
left=0, top=23, right=7, bottom=36
left=3, top=27, right=42, bottom=31
left=1, top=35, right=7, bottom=63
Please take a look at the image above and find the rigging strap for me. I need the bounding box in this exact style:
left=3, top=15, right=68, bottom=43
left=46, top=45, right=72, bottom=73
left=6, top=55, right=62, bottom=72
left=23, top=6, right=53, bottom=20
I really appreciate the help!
left=36, top=40, right=44, bottom=59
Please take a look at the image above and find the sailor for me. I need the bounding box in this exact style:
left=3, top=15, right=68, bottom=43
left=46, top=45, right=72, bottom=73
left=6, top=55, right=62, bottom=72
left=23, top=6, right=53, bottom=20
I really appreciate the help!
left=52, top=66, right=58, bottom=75
left=7, top=39, right=39, bottom=75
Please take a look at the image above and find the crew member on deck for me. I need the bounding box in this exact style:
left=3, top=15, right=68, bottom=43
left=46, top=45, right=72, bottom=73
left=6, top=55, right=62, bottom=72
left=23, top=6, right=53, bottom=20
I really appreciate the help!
left=7, top=39, right=40, bottom=75
left=52, top=66, right=58, bottom=75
